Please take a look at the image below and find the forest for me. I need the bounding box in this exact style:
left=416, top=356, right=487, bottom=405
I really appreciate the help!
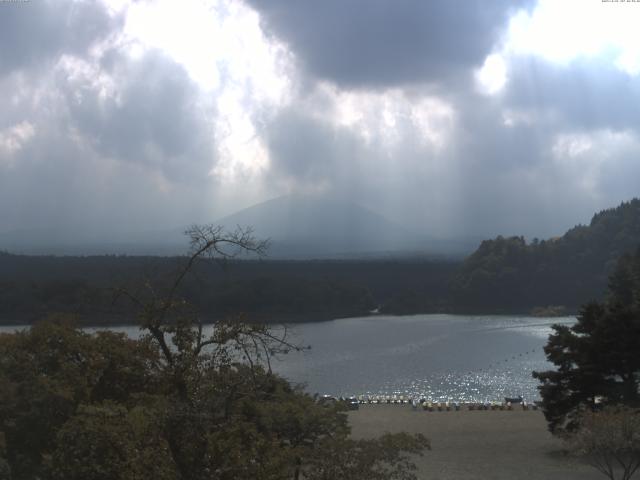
left=1, top=199, right=640, bottom=324
left=0, top=254, right=456, bottom=325
left=451, top=198, right=640, bottom=313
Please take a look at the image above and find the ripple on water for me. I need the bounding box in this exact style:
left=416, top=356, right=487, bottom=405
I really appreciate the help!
left=273, top=314, right=573, bottom=402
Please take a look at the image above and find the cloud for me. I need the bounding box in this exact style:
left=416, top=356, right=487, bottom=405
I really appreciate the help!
left=263, top=85, right=456, bottom=192
left=504, top=56, right=640, bottom=133
left=0, top=121, right=35, bottom=161
left=505, top=0, right=640, bottom=75
left=258, top=72, right=639, bottom=238
left=0, top=3, right=224, bottom=235
left=1, top=0, right=640, bottom=249
left=0, top=104, right=220, bottom=239
left=60, top=49, right=218, bottom=183
left=0, top=0, right=293, bottom=240
left=246, top=0, right=533, bottom=89
left=0, top=0, right=122, bottom=75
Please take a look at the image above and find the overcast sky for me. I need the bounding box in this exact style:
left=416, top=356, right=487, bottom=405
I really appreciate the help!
left=1, top=0, right=640, bottom=242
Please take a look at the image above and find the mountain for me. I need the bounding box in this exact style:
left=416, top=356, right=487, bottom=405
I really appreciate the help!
left=451, top=198, right=640, bottom=312
left=214, top=194, right=455, bottom=258
left=0, top=194, right=478, bottom=258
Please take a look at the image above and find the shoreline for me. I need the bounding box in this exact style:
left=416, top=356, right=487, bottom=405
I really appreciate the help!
left=0, top=310, right=576, bottom=328
left=349, top=404, right=601, bottom=480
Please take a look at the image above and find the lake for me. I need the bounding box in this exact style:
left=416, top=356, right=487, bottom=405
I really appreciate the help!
left=0, top=314, right=573, bottom=403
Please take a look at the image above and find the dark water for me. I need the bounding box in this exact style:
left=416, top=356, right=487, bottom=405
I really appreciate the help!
left=0, top=314, right=573, bottom=402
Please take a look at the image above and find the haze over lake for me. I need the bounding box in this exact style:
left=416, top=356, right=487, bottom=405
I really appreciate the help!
left=1, top=314, right=571, bottom=402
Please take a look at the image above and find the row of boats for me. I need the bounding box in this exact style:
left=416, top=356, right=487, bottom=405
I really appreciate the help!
left=320, top=395, right=540, bottom=411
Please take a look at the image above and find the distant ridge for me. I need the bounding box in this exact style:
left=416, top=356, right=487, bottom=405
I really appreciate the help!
left=214, top=193, right=431, bottom=258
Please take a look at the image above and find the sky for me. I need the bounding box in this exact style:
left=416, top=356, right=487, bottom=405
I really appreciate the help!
left=1, top=0, right=640, bottom=244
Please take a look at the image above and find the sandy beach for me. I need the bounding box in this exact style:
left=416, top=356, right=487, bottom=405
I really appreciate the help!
left=349, top=404, right=602, bottom=480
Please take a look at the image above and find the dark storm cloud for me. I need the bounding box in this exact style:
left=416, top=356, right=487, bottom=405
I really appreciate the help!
left=246, top=0, right=533, bottom=89
left=0, top=0, right=121, bottom=74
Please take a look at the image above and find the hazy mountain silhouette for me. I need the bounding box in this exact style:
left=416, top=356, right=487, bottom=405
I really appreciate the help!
left=215, top=194, right=468, bottom=258
left=0, top=194, right=478, bottom=257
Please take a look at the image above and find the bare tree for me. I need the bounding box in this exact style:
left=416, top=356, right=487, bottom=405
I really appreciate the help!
left=568, top=406, right=640, bottom=480
left=113, top=225, right=300, bottom=389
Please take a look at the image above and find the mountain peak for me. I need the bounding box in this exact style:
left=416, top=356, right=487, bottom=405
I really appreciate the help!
left=215, top=194, right=423, bottom=258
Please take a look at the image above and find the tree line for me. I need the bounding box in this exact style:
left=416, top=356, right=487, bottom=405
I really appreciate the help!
left=0, top=252, right=455, bottom=324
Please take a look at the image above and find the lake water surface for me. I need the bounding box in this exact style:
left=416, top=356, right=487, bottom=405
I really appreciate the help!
left=1, top=314, right=573, bottom=402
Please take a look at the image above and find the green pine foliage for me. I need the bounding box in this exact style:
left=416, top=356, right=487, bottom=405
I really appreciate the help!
left=533, top=247, right=640, bottom=434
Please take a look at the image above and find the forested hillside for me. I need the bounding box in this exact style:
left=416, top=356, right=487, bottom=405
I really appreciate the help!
left=0, top=253, right=455, bottom=324
left=451, top=199, right=640, bottom=312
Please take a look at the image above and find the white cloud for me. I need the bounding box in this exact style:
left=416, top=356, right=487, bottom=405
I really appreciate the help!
left=550, top=129, right=640, bottom=195
left=475, top=53, right=508, bottom=95
left=122, top=0, right=293, bottom=96
left=57, top=54, right=119, bottom=105
left=552, top=129, right=638, bottom=161
left=210, top=85, right=271, bottom=181
left=297, top=84, right=455, bottom=152
left=0, top=121, right=35, bottom=161
left=504, top=0, right=640, bottom=75
left=501, top=108, right=535, bottom=127
left=552, top=133, right=593, bottom=159
left=123, top=0, right=223, bottom=89
left=120, top=0, right=293, bottom=184
left=410, top=97, right=456, bottom=150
